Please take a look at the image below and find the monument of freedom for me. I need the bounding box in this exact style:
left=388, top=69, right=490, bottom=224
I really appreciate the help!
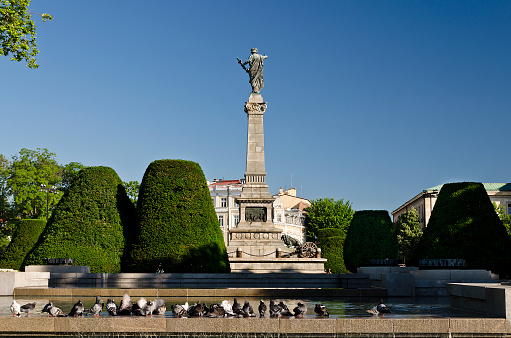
left=227, top=49, right=326, bottom=273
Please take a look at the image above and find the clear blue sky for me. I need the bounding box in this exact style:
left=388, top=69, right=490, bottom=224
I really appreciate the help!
left=2, top=1, right=510, bottom=214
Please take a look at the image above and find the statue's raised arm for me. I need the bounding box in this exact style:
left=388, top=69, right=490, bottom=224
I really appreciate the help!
left=237, top=48, right=268, bottom=94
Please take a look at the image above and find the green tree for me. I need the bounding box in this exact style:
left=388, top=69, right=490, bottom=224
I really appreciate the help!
left=128, top=159, right=230, bottom=273
left=0, top=154, right=12, bottom=230
left=344, top=210, right=398, bottom=272
left=7, top=148, right=62, bottom=220
left=0, top=0, right=52, bottom=68
left=410, top=182, right=511, bottom=278
left=122, top=180, right=140, bottom=207
left=1, top=148, right=86, bottom=222
left=394, top=207, right=422, bottom=264
left=493, top=202, right=511, bottom=234
left=61, top=162, right=86, bottom=191
left=24, top=167, right=137, bottom=273
left=304, top=198, right=354, bottom=241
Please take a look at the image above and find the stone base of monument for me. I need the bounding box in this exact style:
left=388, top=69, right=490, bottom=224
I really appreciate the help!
left=229, top=256, right=327, bottom=273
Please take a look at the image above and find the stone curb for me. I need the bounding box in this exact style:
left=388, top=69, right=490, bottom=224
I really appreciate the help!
left=0, top=318, right=509, bottom=334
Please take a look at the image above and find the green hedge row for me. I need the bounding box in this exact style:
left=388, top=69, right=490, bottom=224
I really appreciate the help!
left=128, top=160, right=230, bottom=273
left=0, top=219, right=46, bottom=271
left=318, top=228, right=348, bottom=273
left=23, top=167, right=137, bottom=273
left=410, top=182, right=511, bottom=277
left=343, top=210, right=398, bottom=272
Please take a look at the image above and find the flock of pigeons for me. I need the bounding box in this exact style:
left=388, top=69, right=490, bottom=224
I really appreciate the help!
left=170, top=299, right=328, bottom=318
left=10, top=295, right=390, bottom=318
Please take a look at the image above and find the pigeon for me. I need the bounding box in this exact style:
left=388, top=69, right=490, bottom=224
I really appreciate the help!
left=293, top=302, right=307, bottom=317
left=208, top=303, right=226, bottom=317
left=367, top=299, right=391, bottom=315
left=118, top=293, right=132, bottom=315
left=20, top=302, right=36, bottom=315
left=258, top=300, right=267, bottom=317
left=68, top=300, right=85, bottom=317
left=220, top=300, right=235, bottom=316
left=144, top=301, right=157, bottom=316
left=10, top=300, right=21, bottom=317
left=132, top=297, right=147, bottom=316
left=278, top=301, right=293, bottom=316
left=41, top=302, right=53, bottom=314
left=106, top=299, right=118, bottom=316
left=188, top=301, right=205, bottom=317
left=232, top=298, right=243, bottom=316
left=41, top=302, right=66, bottom=317
left=269, top=300, right=281, bottom=318
left=152, top=299, right=166, bottom=315
left=86, top=297, right=104, bottom=317
left=314, top=304, right=329, bottom=317
left=242, top=301, right=256, bottom=317
left=171, top=304, right=188, bottom=318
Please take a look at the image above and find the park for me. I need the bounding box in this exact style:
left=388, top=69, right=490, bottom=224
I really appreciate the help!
left=2, top=1, right=511, bottom=337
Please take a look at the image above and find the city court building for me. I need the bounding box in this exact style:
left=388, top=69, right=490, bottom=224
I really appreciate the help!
left=208, top=179, right=310, bottom=246
left=392, top=182, right=511, bottom=230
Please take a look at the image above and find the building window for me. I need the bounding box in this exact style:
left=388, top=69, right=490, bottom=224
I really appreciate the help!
left=211, top=198, right=215, bottom=207
left=234, top=215, right=240, bottom=226
left=221, top=197, right=227, bottom=208
left=277, top=213, right=282, bottom=222
left=508, top=204, right=511, bottom=216
left=218, top=215, right=224, bottom=227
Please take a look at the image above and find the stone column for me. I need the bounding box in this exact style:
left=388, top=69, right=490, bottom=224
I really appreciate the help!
left=228, top=94, right=285, bottom=256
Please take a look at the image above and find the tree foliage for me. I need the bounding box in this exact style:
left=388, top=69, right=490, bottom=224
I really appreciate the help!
left=0, top=219, right=46, bottom=270
left=1, top=148, right=85, bottom=223
left=122, top=180, right=140, bottom=207
left=23, top=167, right=137, bottom=273
left=304, top=198, right=354, bottom=241
left=0, top=0, right=52, bottom=68
left=493, top=202, right=511, bottom=235
left=410, top=182, right=511, bottom=277
left=8, top=148, right=61, bottom=220
left=343, top=210, right=398, bottom=272
left=128, top=159, right=230, bottom=273
left=394, top=207, right=422, bottom=264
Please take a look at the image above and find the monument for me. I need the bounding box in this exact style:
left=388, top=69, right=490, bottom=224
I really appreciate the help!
left=228, top=49, right=326, bottom=272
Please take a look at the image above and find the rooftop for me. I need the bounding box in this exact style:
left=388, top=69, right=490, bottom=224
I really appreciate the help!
left=425, top=182, right=511, bottom=192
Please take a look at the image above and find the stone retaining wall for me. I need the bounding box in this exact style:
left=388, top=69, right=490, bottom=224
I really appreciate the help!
left=14, top=287, right=386, bottom=298
left=0, top=271, right=50, bottom=296
left=447, top=282, right=511, bottom=319
left=42, top=272, right=371, bottom=289
left=0, top=317, right=509, bottom=336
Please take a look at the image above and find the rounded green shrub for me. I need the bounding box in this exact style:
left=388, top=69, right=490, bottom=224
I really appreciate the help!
left=128, top=159, right=230, bottom=273
left=410, top=182, right=511, bottom=277
left=318, top=228, right=348, bottom=273
left=343, top=210, right=398, bottom=272
left=0, top=219, right=46, bottom=270
left=23, top=167, right=137, bottom=273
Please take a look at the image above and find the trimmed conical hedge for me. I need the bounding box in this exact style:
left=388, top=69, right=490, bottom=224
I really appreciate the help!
left=318, top=228, right=348, bottom=273
left=343, top=210, right=398, bottom=272
left=23, top=167, right=137, bottom=273
left=410, top=182, right=511, bottom=277
left=0, top=219, right=46, bottom=271
left=128, top=159, right=229, bottom=273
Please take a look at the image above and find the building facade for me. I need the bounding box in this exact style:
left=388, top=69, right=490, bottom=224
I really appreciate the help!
left=392, top=183, right=511, bottom=230
left=208, top=179, right=309, bottom=245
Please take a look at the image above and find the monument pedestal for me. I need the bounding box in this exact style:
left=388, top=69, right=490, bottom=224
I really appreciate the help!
left=227, top=94, right=325, bottom=273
